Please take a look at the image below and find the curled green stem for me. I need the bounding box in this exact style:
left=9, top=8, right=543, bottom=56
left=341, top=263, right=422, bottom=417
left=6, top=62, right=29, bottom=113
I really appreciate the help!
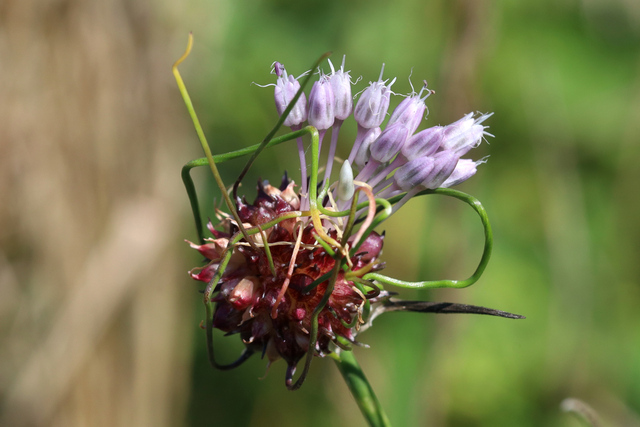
left=364, top=188, right=492, bottom=289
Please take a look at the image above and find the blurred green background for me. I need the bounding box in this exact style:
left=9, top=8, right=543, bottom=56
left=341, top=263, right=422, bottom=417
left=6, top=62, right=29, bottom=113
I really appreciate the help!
left=1, top=0, right=639, bottom=426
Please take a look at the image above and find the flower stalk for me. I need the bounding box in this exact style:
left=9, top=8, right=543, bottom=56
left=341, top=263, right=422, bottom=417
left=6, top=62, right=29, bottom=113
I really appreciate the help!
left=331, top=349, right=391, bottom=427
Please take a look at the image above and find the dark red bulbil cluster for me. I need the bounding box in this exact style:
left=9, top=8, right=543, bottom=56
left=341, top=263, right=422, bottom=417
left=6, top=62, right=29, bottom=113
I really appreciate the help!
left=189, top=175, right=384, bottom=381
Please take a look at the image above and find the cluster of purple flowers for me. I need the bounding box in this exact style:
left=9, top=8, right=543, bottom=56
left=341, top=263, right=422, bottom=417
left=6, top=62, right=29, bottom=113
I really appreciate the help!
left=186, top=54, right=502, bottom=389
left=271, top=57, right=492, bottom=211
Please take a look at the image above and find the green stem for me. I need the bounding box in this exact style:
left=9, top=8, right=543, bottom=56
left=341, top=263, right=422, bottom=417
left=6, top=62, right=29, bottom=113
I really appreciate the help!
left=181, top=163, right=206, bottom=244
left=288, top=257, right=340, bottom=390
left=332, top=350, right=392, bottom=427
left=173, top=34, right=255, bottom=248
left=363, top=188, right=493, bottom=289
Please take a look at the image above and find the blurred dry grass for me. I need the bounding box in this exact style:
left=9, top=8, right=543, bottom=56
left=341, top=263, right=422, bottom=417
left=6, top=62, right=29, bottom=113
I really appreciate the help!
left=2, top=0, right=640, bottom=426
left=0, top=1, right=197, bottom=426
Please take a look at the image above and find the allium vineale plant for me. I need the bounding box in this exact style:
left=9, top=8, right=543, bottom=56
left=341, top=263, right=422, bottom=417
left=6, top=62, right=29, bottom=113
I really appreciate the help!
left=174, top=35, right=522, bottom=426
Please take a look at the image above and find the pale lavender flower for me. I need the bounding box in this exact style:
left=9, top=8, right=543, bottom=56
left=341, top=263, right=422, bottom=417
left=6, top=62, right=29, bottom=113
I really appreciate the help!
left=441, top=112, right=493, bottom=155
left=387, top=80, right=434, bottom=135
left=328, top=56, right=353, bottom=121
left=354, top=127, right=381, bottom=169
left=353, top=64, right=395, bottom=129
left=370, top=122, right=410, bottom=163
left=273, top=62, right=308, bottom=127
left=421, top=150, right=460, bottom=189
left=308, top=73, right=335, bottom=130
left=442, top=158, right=488, bottom=188
left=402, top=126, right=444, bottom=160
left=394, top=156, right=436, bottom=191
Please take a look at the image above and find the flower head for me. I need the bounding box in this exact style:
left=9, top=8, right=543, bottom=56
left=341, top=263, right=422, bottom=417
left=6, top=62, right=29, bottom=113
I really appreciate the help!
left=187, top=56, right=497, bottom=389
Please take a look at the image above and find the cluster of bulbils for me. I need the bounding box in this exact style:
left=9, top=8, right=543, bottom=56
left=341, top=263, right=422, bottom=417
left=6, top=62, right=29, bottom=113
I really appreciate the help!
left=189, top=56, right=492, bottom=387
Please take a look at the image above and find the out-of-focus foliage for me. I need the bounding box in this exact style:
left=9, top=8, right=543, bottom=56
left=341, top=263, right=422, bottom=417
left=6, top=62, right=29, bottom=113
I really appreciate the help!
left=1, top=0, right=639, bottom=426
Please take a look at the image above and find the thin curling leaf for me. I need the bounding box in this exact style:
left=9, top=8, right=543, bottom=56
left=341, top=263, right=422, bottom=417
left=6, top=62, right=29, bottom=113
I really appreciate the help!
left=337, top=160, right=355, bottom=201
left=363, top=187, right=494, bottom=291
left=273, top=62, right=308, bottom=127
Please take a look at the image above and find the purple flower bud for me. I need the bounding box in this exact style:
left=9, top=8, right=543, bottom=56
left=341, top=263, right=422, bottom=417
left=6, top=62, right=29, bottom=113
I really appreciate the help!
left=394, top=156, right=435, bottom=191
left=441, top=112, right=493, bottom=156
left=387, top=82, right=433, bottom=135
left=274, top=62, right=308, bottom=127
left=328, top=56, right=353, bottom=121
left=401, top=126, right=444, bottom=160
left=354, top=64, right=396, bottom=129
left=441, top=158, right=487, bottom=188
left=308, top=74, right=335, bottom=130
left=422, top=150, right=460, bottom=189
left=274, top=62, right=285, bottom=77
left=354, top=127, right=381, bottom=169
left=370, top=122, right=410, bottom=163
